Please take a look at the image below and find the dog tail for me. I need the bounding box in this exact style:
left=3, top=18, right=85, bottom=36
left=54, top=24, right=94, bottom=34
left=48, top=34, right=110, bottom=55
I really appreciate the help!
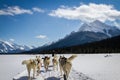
left=67, top=54, right=77, bottom=62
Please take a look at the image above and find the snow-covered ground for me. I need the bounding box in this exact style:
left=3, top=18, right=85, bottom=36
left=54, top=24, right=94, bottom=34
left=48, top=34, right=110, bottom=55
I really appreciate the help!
left=13, top=64, right=93, bottom=80
left=0, top=54, right=120, bottom=80
left=72, top=54, right=120, bottom=80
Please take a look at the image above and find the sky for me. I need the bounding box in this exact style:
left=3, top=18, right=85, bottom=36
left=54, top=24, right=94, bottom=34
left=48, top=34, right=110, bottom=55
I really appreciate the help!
left=0, top=0, right=120, bottom=47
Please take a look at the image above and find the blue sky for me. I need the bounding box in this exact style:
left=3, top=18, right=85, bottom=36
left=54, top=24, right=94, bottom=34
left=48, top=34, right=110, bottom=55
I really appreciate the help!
left=0, top=0, right=120, bottom=47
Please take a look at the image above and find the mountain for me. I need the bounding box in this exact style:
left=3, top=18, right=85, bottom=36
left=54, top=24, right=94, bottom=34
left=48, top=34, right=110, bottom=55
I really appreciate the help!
left=27, top=20, right=120, bottom=53
left=48, top=35, right=120, bottom=53
left=0, top=40, right=35, bottom=53
left=31, top=35, right=120, bottom=54
left=79, top=20, right=120, bottom=37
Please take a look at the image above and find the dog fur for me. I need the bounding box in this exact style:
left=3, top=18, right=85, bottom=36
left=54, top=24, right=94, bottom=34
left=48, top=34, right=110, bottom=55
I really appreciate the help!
left=59, top=55, right=77, bottom=80
left=52, top=55, right=58, bottom=71
left=42, top=56, right=50, bottom=72
left=36, top=56, right=42, bottom=76
left=22, top=59, right=37, bottom=79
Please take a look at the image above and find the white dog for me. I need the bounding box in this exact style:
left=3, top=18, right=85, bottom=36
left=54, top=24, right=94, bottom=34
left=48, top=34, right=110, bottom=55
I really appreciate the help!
left=59, top=55, right=77, bottom=80
left=22, top=59, right=37, bottom=80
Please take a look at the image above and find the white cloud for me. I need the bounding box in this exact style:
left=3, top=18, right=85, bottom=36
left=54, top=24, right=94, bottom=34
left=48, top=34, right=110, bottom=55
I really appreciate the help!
left=49, top=3, right=120, bottom=22
left=0, top=6, right=33, bottom=16
left=35, top=35, right=47, bottom=39
left=9, top=39, right=15, bottom=42
left=0, top=6, right=45, bottom=16
left=32, top=7, right=44, bottom=13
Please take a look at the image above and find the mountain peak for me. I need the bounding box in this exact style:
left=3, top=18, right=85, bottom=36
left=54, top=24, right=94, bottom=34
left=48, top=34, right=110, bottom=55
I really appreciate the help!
left=80, top=20, right=111, bottom=33
left=90, top=20, right=109, bottom=28
left=79, top=20, right=120, bottom=37
left=92, top=20, right=103, bottom=24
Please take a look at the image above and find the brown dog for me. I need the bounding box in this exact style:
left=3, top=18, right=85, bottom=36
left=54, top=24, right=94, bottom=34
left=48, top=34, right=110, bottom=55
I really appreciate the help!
left=36, top=56, right=42, bottom=76
left=59, top=55, right=77, bottom=80
left=42, top=56, right=50, bottom=72
left=52, top=55, right=58, bottom=71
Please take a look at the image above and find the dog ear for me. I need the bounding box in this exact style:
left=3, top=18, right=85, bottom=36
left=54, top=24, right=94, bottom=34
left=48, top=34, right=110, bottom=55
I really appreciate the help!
left=36, top=56, right=38, bottom=58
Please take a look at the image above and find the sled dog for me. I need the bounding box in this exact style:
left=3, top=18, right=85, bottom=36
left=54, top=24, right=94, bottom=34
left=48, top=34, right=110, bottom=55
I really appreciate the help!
left=22, top=59, right=37, bottom=79
left=42, top=56, right=50, bottom=72
left=52, top=55, right=58, bottom=71
left=59, top=55, right=77, bottom=80
left=36, top=56, right=42, bottom=76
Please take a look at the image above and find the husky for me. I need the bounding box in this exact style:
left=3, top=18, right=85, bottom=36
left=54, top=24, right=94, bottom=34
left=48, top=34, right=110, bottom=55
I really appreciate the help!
left=59, top=55, right=77, bottom=80
left=36, top=56, right=42, bottom=76
left=22, top=59, right=37, bottom=80
left=52, top=55, right=58, bottom=71
left=42, top=56, right=50, bottom=72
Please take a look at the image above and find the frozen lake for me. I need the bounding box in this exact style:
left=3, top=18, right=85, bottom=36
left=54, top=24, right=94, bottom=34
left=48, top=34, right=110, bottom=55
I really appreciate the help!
left=0, top=54, right=120, bottom=80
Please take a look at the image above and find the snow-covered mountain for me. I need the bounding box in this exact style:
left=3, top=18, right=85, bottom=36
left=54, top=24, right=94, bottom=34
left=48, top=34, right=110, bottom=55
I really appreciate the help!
left=79, top=20, right=120, bottom=37
left=0, top=40, right=35, bottom=53
left=30, top=20, right=120, bottom=53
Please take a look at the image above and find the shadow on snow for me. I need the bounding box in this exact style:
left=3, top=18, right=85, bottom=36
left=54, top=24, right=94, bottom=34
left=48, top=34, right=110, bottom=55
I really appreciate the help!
left=45, top=76, right=61, bottom=80
left=13, top=76, right=28, bottom=80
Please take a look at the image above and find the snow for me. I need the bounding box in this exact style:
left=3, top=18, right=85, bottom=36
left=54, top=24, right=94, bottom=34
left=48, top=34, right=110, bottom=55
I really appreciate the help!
left=105, top=29, right=111, bottom=37
left=72, top=54, right=120, bottom=80
left=13, top=63, right=93, bottom=80
left=27, top=46, right=34, bottom=49
left=19, top=47, right=25, bottom=50
left=0, top=40, right=35, bottom=53
left=79, top=20, right=109, bottom=33
left=0, top=54, right=120, bottom=80
left=2, top=44, right=8, bottom=51
left=13, top=70, right=44, bottom=80
left=79, top=20, right=116, bottom=37
left=0, top=55, right=35, bottom=80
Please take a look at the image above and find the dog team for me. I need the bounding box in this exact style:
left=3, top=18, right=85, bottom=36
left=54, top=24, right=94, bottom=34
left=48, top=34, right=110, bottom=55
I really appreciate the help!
left=22, top=54, right=77, bottom=80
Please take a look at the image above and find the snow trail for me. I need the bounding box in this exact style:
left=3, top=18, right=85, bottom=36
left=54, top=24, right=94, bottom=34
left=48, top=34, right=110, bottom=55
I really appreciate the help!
left=13, top=64, right=94, bottom=80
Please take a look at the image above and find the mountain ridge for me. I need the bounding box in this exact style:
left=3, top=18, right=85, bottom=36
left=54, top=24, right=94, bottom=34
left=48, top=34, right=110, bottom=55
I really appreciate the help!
left=0, top=40, right=35, bottom=53
left=39, top=35, right=120, bottom=53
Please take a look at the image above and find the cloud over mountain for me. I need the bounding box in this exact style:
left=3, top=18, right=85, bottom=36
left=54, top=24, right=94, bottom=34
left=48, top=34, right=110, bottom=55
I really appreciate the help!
left=49, top=3, right=120, bottom=22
